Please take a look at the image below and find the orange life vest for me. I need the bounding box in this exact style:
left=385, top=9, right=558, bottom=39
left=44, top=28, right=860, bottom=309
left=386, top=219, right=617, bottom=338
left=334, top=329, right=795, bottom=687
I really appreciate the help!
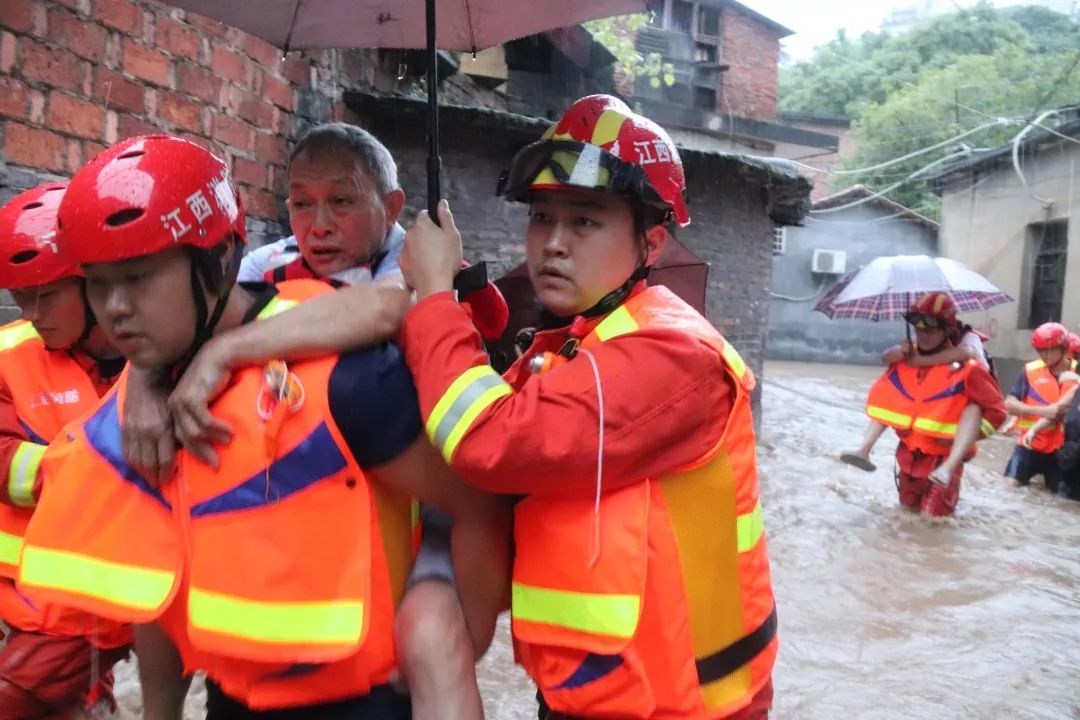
left=866, top=360, right=995, bottom=457
left=19, top=280, right=413, bottom=708
left=0, top=320, right=129, bottom=647
left=509, top=287, right=776, bottom=719
left=1015, top=359, right=1071, bottom=453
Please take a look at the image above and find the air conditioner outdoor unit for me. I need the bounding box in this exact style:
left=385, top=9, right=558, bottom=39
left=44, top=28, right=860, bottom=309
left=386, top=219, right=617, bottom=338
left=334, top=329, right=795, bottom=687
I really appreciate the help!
left=811, top=249, right=847, bottom=275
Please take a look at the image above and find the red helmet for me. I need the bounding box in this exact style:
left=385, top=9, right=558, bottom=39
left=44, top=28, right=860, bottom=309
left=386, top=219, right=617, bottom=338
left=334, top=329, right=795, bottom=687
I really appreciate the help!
left=57, top=135, right=245, bottom=266
left=498, top=94, right=690, bottom=225
left=907, top=291, right=958, bottom=324
left=0, top=183, right=79, bottom=290
left=1068, top=333, right=1080, bottom=356
left=1031, top=322, right=1070, bottom=350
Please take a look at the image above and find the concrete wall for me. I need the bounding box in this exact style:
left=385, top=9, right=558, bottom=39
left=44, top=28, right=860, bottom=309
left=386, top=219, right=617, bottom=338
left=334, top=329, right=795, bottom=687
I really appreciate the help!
left=939, top=140, right=1080, bottom=383
left=767, top=203, right=939, bottom=364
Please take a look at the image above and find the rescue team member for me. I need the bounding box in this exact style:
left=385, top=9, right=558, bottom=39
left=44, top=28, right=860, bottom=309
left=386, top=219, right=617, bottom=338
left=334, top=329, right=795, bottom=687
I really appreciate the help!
left=841, top=294, right=991, bottom=473
left=120, top=122, right=508, bottom=720
left=1069, top=332, right=1080, bottom=365
left=863, top=292, right=1006, bottom=517
left=0, top=185, right=130, bottom=718
left=1004, top=322, right=1078, bottom=493
left=17, top=135, right=508, bottom=719
left=131, top=95, right=780, bottom=719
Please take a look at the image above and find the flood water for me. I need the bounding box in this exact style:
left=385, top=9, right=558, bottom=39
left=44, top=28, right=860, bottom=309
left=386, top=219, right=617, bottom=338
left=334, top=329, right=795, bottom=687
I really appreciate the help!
left=104, top=361, right=1080, bottom=719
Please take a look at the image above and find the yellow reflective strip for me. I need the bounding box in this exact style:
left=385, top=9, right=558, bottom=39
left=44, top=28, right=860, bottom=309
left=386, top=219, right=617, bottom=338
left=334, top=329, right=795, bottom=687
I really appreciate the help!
left=591, top=109, right=626, bottom=147
left=1016, top=418, right=1037, bottom=429
left=20, top=546, right=174, bottom=611
left=721, top=342, right=748, bottom=380
left=188, top=587, right=363, bottom=646
left=511, top=582, right=640, bottom=639
left=0, top=530, right=22, bottom=567
left=425, top=366, right=512, bottom=462
left=980, top=419, right=995, bottom=438
left=1026, top=360, right=1046, bottom=371
left=0, top=322, right=39, bottom=351
left=594, top=305, right=638, bottom=342
left=8, top=442, right=45, bottom=508
left=737, top=501, right=765, bottom=553
left=256, top=297, right=299, bottom=320
left=912, top=417, right=958, bottom=436
left=867, top=405, right=912, bottom=427
left=410, top=499, right=420, bottom=532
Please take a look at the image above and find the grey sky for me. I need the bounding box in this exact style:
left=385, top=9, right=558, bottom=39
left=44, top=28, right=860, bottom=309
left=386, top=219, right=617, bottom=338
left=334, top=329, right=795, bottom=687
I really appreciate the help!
left=739, top=0, right=900, bottom=60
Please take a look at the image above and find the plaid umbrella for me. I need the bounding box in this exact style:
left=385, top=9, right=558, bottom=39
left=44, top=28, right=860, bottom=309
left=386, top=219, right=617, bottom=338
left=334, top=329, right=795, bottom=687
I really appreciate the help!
left=814, top=255, right=1013, bottom=321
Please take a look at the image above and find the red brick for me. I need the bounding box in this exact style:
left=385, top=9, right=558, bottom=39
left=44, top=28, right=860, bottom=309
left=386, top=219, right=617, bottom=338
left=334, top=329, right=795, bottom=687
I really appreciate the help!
left=157, top=90, right=202, bottom=132
left=0, top=76, right=29, bottom=120
left=210, top=112, right=251, bottom=151
left=227, top=86, right=274, bottom=128
left=281, top=57, right=310, bottom=86
left=83, top=139, right=106, bottom=162
left=211, top=45, right=249, bottom=87
left=93, top=0, right=142, bottom=35
left=156, top=17, right=199, bottom=58
left=261, top=73, right=293, bottom=111
left=46, top=92, right=105, bottom=140
left=93, top=68, right=145, bottom=114
left=0, top=0, right=32, bottom=33
left=3, top=122, right=67, bottom=173
left=57, top=0, right=91, bottom=16
left=21, top=40, right=85, bottom=94
left=117, top=113, right=160, bottom=139
left=240, top=35, right=280, bottom=67
left=185, top=12, right=228, bottom=38
left=177, top=63, right=222, bottom=105
left=47, top=8, right=107, bottom=62
left=66, top=139, right=81, bottom=174
left=240, top=186, right=277, bottom=218
left=233, top=156, right=266, bottom=188
left=252, top=131, right=285, bottom=163
left=122, top=39, right=172, bottom=86
left=1, top=32, right=15, bottom=74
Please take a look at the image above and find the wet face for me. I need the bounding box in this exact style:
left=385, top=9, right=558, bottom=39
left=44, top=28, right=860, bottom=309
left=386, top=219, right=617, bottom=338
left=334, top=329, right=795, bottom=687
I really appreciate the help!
left=525, top=191, right=664, bottom=317
left=83, top=248, right=198, bottom=368
left=10, top=277, right=87, bottom=350
left=287, top=152, right=403, bottom=276
left=914, top=325, right=947, bottom=353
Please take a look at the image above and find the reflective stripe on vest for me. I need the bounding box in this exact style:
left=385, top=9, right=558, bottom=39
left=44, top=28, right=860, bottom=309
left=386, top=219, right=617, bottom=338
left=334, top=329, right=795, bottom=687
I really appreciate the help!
left=8, top=441, right=45, bottom=508
left=0, top=322, right=39, bottom=351
left=20, top=545, right=174, bottom=612
left=912, top=417, right=958, bottom=436
left=426, top=365, right=512, bottom=462
left=980, top=418, right=995, bottom=438
left=737, top=500, right=765, bottom=553
left=867, top=405, right=913, bottom=428
left=258, top=296, right=299, bottom=319
left=511, top=584, right=640, bottom=639
left=188, top=588, right=364, bottom=647
left=0, top=529, right=21, bottom=567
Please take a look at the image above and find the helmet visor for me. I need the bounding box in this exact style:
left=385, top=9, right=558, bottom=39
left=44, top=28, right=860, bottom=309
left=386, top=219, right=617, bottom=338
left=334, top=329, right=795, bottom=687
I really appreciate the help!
left=905, top=312, right=948, bottom=330
left=497, top=140, right=667, bottom=211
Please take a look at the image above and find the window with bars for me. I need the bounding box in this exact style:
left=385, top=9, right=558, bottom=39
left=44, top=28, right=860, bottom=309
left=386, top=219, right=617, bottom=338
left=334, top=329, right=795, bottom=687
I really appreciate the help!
left=1023, top=220, right=1068, bottom=328
left=772, top=227, right=787, bottom=255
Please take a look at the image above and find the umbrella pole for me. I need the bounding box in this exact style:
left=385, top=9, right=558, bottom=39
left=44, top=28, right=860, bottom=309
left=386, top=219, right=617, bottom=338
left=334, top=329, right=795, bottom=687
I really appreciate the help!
left=426, top=0, right=441, bottom=222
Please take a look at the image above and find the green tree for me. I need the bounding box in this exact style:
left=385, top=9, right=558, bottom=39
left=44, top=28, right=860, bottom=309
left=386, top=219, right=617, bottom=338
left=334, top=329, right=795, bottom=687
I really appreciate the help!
left=1004, top=5, right=1080, bottom=56
left=585, top=14, right=675, bottom=88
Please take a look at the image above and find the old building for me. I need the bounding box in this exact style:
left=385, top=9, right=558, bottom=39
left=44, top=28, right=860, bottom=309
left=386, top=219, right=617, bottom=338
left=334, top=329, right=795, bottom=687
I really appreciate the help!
left=931, top=107, right=1080, bottom=386
left=768, top=185, right=939, bottom=364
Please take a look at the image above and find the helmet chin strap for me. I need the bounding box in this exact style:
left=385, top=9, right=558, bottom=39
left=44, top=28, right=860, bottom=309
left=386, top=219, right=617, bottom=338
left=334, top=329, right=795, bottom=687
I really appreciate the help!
left=175, top=240, right=243, bottom=379
left=538, top=263, right=650, bottom=330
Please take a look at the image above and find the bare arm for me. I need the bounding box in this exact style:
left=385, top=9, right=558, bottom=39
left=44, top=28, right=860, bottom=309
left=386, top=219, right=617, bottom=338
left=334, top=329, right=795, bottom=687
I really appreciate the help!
left=167, top=282, right=410, bottom=464
left=1004, top=394, right=1057, bottom=419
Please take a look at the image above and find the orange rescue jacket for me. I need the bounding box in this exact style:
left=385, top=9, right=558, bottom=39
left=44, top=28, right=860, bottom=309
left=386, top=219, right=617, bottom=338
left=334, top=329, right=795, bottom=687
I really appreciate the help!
left=1015, top=359, right=1072, bottom=453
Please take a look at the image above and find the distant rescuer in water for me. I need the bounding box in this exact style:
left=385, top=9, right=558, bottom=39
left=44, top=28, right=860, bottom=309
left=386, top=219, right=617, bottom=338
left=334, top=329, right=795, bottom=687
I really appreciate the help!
left=857, top=292, right=1006, bottom=517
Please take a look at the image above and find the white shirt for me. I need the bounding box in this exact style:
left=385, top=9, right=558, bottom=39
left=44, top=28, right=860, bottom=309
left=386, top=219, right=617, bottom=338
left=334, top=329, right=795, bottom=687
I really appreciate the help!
left=238, top=223, right=405, bottom=286
left=959, top=330, right=989, bottom=368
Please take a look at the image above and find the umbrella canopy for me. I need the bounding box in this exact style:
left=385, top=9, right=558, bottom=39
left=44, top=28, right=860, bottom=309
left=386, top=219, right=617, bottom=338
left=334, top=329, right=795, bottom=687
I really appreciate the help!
left=159, top=1, right=656, bottom=215
left=164, top=1, right=655, bottom=52
left=814, top=254, right=1013, bottom=321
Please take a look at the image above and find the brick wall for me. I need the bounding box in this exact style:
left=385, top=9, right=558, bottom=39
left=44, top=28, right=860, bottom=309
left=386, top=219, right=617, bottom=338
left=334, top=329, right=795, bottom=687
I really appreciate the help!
left=719, top=5, right=780, bottom=120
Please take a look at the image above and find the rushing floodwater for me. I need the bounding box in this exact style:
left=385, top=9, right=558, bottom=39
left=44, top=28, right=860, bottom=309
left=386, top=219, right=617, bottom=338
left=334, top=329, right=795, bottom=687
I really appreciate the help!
left=100, top=361, right=1080, bottom=719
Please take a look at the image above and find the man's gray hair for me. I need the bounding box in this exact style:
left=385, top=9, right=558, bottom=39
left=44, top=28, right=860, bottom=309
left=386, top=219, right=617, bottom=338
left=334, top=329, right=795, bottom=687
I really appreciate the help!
left=290, top=122, right=400, bottom=195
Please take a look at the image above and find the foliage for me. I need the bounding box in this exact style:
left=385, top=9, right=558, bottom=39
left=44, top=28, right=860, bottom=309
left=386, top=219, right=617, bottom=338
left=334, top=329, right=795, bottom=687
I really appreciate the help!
left=585, top=14, right=675, bottom=88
